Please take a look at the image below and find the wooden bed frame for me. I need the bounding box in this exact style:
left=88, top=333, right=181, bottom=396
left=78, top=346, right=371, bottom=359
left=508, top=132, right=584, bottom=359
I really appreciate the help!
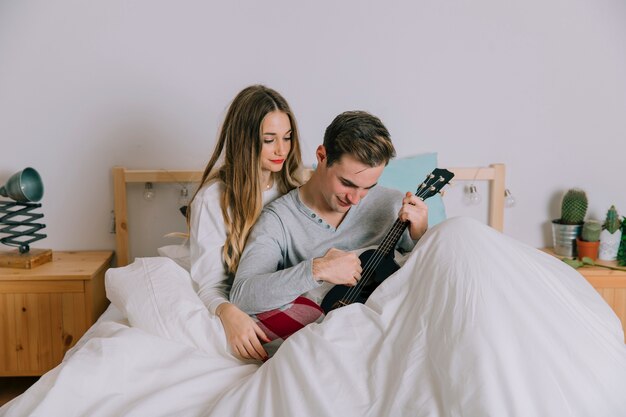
left=112, top=164, right=506, bottom=266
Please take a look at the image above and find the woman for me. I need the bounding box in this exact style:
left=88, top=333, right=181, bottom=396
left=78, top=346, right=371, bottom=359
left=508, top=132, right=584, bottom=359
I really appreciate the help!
left=187, top=85, right=302, bottom=361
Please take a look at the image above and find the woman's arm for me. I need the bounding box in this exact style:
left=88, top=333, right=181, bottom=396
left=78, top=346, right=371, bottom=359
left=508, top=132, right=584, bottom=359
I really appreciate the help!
left=215, top=303, right=270, bottom=360
left=189, top=183, right=231, bottom=314
left=189, top=182, right=269, bottom=360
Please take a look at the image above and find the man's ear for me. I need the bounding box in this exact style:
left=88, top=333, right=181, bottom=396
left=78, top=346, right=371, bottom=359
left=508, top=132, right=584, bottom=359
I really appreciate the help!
left=316, top=145, right=327, bottom=165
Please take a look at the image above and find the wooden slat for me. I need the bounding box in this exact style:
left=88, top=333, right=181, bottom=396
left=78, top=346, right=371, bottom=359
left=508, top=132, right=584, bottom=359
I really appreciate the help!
left=74, top=292, right=87, bottom=337
left=5, top=295, right=18, bottom=372
left=83, top=254, right=111, bottom=322
left=113, top=166, right=130, bottom=267
left=85, top=268, right=109, bottom=324
left=15, top=294, right=28, bottom=371
left=123, top=170, right=203, bottom=183
left=37, top=294, right=53, bottom=372
left=0, top=294, right=15, bottom=372
left=25, top=294, right=40, bottom=371
left=0, top=281, right=83, bottom=294
left=61, top=293, right=76, bottom=355
left=50, top=294, right=64, bottom=367
left=0, top=370, right=44, bottom=377
left=447, top=166, right=497, bottom=180
left=60, top=293, right=86, bottom=354
left=489, top=163, right=505, bottom=232
left=0, top=294, right=5, bottom=371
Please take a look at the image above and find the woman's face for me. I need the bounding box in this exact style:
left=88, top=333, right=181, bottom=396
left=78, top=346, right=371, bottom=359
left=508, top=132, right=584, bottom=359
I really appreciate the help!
left=260, top=111, right=292, bottom=174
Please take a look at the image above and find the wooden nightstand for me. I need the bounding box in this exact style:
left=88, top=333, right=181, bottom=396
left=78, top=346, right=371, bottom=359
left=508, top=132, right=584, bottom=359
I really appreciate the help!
left=544, top=248, right=626, bottom=341
left=0, top=250, right=113, bottom=376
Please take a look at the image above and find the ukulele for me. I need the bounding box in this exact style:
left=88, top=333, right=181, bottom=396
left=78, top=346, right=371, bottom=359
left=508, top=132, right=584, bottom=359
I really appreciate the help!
left=320, top=168, right=454, bottom=313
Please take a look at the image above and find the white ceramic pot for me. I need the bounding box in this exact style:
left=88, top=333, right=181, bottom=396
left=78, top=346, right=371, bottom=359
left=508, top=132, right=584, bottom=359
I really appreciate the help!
left=598, top=229, right=622, bottom=261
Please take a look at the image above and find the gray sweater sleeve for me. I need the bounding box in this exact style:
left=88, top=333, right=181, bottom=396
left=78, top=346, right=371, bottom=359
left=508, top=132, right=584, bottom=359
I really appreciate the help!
left=230, top=210, right=321, bottom=315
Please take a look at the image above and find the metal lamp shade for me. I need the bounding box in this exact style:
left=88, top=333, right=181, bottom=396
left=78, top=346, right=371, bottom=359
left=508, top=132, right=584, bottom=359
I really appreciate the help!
left=0, top=167, right=44, bottom=203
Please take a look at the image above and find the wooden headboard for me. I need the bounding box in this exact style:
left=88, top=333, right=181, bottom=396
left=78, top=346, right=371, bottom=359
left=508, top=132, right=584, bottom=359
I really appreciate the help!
left=112, top=163, right=505, bottom=266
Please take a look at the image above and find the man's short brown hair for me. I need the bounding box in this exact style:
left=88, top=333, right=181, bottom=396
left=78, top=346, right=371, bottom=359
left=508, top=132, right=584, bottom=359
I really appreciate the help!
left=323, top=111, right=396, bottom=167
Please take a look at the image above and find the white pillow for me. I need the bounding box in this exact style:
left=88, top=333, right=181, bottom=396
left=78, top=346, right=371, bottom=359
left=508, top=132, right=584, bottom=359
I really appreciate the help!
left=157, top=244, right=191, bottom=272
left=105, top=257, right=227, bottom=356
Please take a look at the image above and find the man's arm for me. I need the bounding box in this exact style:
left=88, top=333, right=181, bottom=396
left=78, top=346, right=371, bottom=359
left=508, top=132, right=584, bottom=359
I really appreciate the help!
left=230, top=211, right=320, bottom=315
left=231, top=209, right=364, bottom=315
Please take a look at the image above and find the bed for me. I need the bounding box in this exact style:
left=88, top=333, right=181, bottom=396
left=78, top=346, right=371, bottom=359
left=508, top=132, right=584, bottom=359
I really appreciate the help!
left=2, top=161, right=626, bottom=417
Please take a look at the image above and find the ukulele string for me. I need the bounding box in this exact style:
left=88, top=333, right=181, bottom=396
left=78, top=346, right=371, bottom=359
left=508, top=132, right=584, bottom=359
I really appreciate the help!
left=340, top=174, right=450, bottom=306
left=340, top=220, right=407, bottom=305
left=343, top=202, right=421, bottom=304
left=340, top=217, right=409, bottom=304
left=340, top=179, right=438, bottom=305
left=340, top=181, right=433, bottom=305
left=341, top=207, right=418, bottom=304
left=339, top=180, right=428, bottom=304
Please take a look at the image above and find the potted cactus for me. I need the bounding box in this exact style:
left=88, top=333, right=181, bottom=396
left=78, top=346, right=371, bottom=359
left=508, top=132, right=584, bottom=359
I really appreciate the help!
left=598, top=205, right=622, bottom=261
left=551, top=188, right=588, bottom=257
left=617, top=217, right=626, bottom=266
left=576, top=220, right=601, bottom=261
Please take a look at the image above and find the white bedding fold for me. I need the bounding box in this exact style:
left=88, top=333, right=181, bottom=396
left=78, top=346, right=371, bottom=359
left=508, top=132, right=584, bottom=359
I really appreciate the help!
left=2, top=217, right=625, bottom=417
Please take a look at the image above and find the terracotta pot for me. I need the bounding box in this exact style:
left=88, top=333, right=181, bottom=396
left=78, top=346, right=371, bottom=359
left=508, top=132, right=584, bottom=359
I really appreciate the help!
left=576, top=237, right=600, bottom=261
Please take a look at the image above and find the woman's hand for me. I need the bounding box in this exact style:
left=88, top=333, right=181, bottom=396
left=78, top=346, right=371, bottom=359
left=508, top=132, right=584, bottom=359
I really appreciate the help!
left=216, top=302, right=271, bottom=361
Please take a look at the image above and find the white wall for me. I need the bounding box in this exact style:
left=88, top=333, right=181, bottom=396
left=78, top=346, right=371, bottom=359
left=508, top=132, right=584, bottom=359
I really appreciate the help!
left=1, top=0, right=625, bottom=259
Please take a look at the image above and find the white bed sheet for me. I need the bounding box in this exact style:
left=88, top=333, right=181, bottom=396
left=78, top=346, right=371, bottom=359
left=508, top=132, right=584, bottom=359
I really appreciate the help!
left=55, top=304, right=124, bottom=365
left=2, top=217, right=626, bottom=417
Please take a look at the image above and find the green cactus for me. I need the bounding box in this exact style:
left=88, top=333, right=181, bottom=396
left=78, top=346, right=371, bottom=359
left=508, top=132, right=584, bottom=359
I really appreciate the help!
left=560, top=189, right=588, bottom=225
left=617, top=217, right=626, bottom=266
left=604, top=205, right=622, bottom=234
left=581, top=220, right=602, bottom=242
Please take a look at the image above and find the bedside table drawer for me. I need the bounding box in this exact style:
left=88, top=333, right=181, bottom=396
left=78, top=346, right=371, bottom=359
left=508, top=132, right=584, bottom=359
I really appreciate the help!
left=0, top=289, right=88, bottom=375
left=0, top=251, right=113, bottom=376
left=543, top=248, right=626, bottom=342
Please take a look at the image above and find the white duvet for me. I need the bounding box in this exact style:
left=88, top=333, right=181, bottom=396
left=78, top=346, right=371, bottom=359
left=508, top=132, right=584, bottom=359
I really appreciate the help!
left=2, top=217, right=626, bottom=417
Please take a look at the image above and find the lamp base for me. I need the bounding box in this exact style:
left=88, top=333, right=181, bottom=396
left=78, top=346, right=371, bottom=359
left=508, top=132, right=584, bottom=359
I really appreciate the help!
left=0, top=248, right=52, bottom=269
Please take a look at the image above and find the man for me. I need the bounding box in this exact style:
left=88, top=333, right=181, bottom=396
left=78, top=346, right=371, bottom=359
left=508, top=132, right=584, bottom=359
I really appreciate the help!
left=230, top=110, right=428, bottom=316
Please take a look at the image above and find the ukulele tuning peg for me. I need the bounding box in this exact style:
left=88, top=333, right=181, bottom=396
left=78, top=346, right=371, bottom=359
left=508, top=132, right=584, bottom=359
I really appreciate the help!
left=439, top=190, right=446, bottom=197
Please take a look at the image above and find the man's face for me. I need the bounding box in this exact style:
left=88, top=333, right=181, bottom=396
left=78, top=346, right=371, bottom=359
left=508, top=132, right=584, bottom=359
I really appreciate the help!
left=316, top=147, right=385, bottom=214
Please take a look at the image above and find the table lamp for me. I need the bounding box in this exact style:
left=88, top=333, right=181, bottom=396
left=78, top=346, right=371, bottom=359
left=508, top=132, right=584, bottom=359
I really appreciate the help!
left=0, top=167, right=52, bottom=268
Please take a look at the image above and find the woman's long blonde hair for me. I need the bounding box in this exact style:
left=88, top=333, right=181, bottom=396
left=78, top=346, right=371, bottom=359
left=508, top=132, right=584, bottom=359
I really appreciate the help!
left=188, top=85, right=302, bottom=274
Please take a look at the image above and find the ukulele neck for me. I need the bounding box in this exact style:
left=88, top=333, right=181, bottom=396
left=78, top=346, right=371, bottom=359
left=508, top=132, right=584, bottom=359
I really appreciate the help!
left=375, top=218, right=408, bottom=258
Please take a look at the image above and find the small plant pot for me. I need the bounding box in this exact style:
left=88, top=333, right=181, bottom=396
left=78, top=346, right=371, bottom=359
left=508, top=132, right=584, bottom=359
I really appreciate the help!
left=599, top=229, right=623, bottom=261
left=552, top=220, right=583, bottom=257
left=576, top=238, right=599, bottom=262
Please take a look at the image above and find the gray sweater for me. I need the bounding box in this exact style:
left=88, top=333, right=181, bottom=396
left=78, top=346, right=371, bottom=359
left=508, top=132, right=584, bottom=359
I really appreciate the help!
left=230, top=186, right=415, bottom=314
